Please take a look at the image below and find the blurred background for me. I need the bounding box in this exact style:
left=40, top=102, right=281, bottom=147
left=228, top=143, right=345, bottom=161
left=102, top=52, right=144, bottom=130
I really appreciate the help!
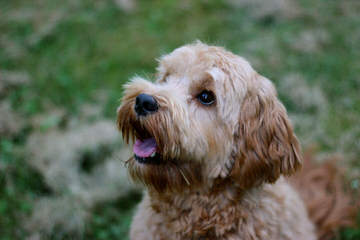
left=0, top=0, right=359, bottom=239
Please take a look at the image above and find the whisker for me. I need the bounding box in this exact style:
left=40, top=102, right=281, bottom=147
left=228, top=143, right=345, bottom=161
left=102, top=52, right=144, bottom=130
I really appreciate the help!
left=170, top=161, right=190, bottom=186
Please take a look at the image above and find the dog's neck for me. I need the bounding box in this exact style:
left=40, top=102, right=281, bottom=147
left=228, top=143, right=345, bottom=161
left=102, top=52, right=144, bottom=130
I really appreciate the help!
left=148, top=176, right=254, bottom=200
left=147, top=178, right=263, bottom=238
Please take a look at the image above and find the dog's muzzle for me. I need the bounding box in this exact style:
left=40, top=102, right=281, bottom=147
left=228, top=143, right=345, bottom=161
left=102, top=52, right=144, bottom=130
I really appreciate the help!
left=135, top=93, right=158, bottom=116
left=132, top=93, right=160, bottom=164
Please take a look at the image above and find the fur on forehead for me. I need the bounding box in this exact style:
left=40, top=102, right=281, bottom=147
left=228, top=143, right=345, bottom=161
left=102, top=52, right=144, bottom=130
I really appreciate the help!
left=157, top=42, right=254, bottom=79
left=156, top=42, right=255, bottom=125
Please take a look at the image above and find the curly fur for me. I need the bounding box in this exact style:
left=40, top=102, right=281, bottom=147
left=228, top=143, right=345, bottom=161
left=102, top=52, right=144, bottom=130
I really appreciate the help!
left=116, top=42, right=352, bottom=239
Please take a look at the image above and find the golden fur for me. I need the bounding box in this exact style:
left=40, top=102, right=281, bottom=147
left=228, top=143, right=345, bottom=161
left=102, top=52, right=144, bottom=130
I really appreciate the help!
left=117, top=42, right=318, bottom=239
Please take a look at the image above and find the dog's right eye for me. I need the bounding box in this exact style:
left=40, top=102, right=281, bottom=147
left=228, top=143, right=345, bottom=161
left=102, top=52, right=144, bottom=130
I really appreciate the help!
left=197, top=90, right=216, bottom=106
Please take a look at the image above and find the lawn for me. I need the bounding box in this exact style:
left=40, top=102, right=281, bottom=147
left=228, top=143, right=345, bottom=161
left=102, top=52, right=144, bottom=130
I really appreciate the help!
left=0, top=0, right=359, bottom=239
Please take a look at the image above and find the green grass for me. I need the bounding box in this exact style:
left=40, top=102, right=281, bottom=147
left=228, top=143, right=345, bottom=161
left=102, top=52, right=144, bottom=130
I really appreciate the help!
left=1, top=0, right=359, bottom=239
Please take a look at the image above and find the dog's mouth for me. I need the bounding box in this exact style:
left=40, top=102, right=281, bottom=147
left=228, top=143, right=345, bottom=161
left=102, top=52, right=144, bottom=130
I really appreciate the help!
left=133, top=138, right=161, bottom=164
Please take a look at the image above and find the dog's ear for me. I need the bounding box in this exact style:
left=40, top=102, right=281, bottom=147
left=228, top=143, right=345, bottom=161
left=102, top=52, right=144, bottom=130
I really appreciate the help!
left=231, top=75, right=302, bottom=188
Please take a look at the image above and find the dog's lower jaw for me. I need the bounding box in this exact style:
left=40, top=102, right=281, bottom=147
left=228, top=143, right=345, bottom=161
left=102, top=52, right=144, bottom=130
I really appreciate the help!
left=129, top=177, right=316, bottom=240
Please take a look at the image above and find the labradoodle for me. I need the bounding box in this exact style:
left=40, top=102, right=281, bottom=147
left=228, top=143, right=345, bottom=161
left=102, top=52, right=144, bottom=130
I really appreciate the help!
left=117, top=42, right=317, bottom=239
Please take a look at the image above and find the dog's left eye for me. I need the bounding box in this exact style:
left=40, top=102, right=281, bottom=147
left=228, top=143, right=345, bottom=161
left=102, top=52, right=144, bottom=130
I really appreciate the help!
left=197, top=90, right=216, bottom=105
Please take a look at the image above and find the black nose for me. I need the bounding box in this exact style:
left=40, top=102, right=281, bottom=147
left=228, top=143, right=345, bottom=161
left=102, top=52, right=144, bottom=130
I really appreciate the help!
left=135, top=93, right=158, bottom=116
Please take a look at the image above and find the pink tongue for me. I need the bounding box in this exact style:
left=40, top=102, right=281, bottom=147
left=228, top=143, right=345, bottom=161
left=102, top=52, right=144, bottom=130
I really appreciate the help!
left=133, top=138, right=157, bottom=158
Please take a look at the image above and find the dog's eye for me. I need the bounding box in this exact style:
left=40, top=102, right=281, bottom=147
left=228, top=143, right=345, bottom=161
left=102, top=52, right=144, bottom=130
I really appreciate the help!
left=197, top=90, right=215, bottom=105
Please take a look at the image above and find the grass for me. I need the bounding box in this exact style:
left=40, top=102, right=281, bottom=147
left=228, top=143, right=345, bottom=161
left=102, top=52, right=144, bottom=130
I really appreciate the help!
left=0, top=0, right=359, bottom=239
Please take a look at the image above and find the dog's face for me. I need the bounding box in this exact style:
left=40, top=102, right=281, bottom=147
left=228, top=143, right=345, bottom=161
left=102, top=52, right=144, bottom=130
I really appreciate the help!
left=117, top=43, right=302, bottom=193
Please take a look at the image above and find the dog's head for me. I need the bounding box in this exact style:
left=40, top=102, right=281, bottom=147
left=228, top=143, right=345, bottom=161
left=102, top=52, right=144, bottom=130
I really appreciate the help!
left=117, top=42, right=302, bottom=193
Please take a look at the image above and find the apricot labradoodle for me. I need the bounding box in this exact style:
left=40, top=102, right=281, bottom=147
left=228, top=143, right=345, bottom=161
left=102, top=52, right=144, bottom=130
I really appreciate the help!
left=117, top=42, right=316, bottom=240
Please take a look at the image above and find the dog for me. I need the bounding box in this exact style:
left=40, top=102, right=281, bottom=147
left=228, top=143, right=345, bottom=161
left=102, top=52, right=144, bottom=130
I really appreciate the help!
left=117, top=42, right=318, bottom=239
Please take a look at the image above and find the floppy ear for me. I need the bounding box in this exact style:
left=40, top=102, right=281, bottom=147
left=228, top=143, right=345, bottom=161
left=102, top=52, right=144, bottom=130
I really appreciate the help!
left=231, top=75, right=302, bottom=189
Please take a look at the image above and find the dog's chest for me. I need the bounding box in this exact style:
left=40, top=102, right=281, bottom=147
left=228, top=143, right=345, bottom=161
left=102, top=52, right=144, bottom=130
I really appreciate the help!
left=133, top=181, right=316, bottom=240
left=149, top=189, right=247, bottom=239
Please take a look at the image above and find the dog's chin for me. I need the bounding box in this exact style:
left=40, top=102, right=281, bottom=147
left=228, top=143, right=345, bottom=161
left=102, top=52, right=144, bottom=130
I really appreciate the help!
left=126, top=153, right=203, bottom=193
